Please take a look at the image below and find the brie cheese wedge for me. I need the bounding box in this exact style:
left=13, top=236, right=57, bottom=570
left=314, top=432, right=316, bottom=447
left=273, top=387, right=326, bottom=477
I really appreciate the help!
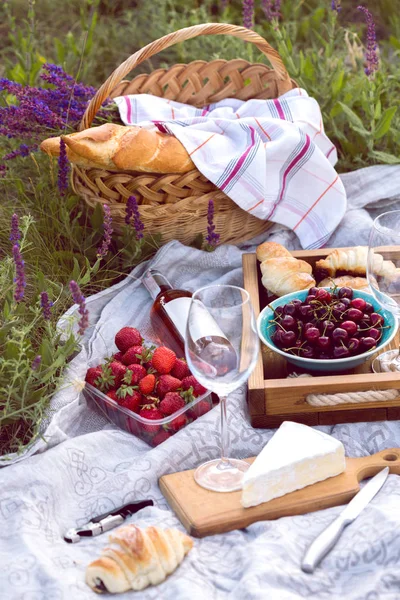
left=241, top=421, right=345, bottom=508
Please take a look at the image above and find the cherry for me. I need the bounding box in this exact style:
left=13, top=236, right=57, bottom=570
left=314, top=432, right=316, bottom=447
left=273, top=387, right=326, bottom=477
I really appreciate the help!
left=333, top=346, right=351, bottom=359
left=306, top=295, right=316, bottom=304
left=281, top=331, right=296, bottom=345
left=368, top=327, right=381, bottom=341
left=321, top=320, right=335, bottom=334
left=315, top=289, right=332, bottom=303
left=317, top=336, right=331, bottom=350
left=333, top=302, right=346, bottom=319
left=272, top=330, right=283, bottom=345
left=360, top=336, right=376, bottom=350
left=332, top=327, right=349, bottom=343
left=350, top=297, right=367, bottom=311
left=305, top=327, right=320, bottom=343
left=348, top=338, right=360, bottom=353
left=304, top=322, right=316, bottom=333
left=341, top=320, right=358, bottom=336
left=308, top=287, right=319, bottom=296
left=341, top=297, right=351, bottom=308
left=370, top=313, right=384, bottom=327
left=274, top=306, right=285, bottom=317
left=291, top=299, right=303, bottom=308
left=361, top=314, right=371, bottom=325
left=364, top=302, right=374, bottom=313
left=347, top=308, right=363, bottom=321
left=281, top=315, right=296, bottom=330
left=338, top=287, right=353, bottom=300
left=301, top=345, right=314, bottom=358
left=318, top=352, right=331, bottom=360
left=299, top=304, right=313, bottom=319
left=284, top=303, right=297, bottom=316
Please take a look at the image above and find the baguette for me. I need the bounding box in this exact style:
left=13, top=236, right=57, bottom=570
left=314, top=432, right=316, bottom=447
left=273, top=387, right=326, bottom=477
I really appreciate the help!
left=40, top=123, right=195, bottom=174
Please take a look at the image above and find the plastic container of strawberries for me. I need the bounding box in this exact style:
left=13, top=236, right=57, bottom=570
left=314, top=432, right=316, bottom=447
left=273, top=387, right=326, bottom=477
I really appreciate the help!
left=84, top=383, right=214, bottom=447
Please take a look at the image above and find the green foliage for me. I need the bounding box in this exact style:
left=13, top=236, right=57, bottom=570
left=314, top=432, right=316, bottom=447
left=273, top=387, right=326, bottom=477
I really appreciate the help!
left=0, top=0, right=400, bottom=454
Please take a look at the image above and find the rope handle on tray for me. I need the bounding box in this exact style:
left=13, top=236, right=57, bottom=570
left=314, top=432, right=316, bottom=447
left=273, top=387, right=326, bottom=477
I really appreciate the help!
left=287, top=373, right=400, bottom=406
left=79, top=22, right=292, bottom=130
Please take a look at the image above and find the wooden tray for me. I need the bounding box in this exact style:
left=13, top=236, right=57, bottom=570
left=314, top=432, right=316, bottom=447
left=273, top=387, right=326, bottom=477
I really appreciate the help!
left=243, top=246, right=400, bottom=428
left=159, top=448, right=400, bottom=537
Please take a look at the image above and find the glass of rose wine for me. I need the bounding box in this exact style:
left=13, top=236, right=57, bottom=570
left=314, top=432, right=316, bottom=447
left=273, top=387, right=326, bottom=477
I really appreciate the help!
left=184, top=284, right=260, bottom=492
left=367, top=210, right=400, bottom=372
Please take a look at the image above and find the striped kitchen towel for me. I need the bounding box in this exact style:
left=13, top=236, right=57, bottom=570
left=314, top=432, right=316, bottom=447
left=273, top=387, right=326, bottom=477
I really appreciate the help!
left=115, top=89, right=346, bottom=249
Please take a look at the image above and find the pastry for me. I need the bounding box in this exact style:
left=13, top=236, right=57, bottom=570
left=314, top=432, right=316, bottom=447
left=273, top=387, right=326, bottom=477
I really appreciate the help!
left=318, top=276, right=370, bottom=291
left=260, top=256, right=315, bottom=297
left=256, top=241, right=292, bottom=262
left=40, top=123, right=195, bottom=174
left=256, top=242, right=315, bottom=296
left=85, top=524, right=193, bottom=594
left=315, top=246, right=397, bottom=281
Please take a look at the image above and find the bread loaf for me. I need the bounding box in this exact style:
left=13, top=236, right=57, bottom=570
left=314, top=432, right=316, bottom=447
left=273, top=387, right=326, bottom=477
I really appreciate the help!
left=40, top=123, right=195, bottom=174
left=85, top=524, right=193, bottom=594
left=256, top=242, right=316, bottom=296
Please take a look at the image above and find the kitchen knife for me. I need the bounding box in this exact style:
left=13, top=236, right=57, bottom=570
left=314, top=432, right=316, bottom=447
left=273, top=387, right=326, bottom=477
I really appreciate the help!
left=301, top=466, right=389, bottom=573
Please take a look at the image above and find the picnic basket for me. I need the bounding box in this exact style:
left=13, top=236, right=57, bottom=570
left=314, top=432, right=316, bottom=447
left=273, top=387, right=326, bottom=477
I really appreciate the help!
left=73, top=23, right=297, bottom=245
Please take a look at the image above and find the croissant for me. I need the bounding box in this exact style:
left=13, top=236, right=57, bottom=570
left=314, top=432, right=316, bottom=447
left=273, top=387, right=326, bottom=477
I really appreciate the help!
left=315, top=246, right=397, bottom=281
left=85, top=524, right=193, bottom=594
left=260, top=256, right=315, bottom=297
left=256, top=241, right=292, bottom=262
left=318, top=276, right=370, bottom=291
left=40, top=123, right=195, bottom=174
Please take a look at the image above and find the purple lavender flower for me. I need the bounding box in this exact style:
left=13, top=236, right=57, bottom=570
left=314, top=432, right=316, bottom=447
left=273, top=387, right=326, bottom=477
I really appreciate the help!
left=331, top=0, right=341, bottom=11
left=69, top=280, right=89, bottom=336
left=242, top=0, right=254, bottom=29
left=32, top=355, right=42, bottom=371
left=10, top=213, right=21, bottom=245
left=40, top=291, right=53, bottom=320
left=125, top=195, right=144, bottom=240
left=262, top=0, right=281, bottom=20
left=57, top=138, right=69, bottom=195
left=205, top=200, right=220, bottom=248
left=12, top=244, right=26, bottom=302
left=357, top=6, right=379, bottom=76
left=97, top=204, right=114, bottom=258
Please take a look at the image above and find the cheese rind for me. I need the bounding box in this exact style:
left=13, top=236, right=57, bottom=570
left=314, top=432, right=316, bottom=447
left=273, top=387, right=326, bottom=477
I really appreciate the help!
left=241, top=421, right=346, bottom=508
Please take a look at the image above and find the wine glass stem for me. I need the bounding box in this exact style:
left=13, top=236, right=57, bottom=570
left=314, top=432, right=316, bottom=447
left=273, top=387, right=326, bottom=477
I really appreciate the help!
left=220, top=395, right=229, bottom=465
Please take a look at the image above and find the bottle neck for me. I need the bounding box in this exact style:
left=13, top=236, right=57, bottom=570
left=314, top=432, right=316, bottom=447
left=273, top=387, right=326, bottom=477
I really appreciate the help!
left=143, top=269, right=172, bottom=299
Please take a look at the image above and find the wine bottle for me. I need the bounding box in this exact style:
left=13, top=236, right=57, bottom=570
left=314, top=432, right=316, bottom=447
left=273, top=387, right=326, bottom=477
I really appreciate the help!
left=142, top=269, right=238, bottom=375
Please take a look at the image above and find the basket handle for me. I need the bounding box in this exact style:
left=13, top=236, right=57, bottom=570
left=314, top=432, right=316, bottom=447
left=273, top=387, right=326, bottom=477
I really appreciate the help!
left=80, top=22, right=291, bottom=130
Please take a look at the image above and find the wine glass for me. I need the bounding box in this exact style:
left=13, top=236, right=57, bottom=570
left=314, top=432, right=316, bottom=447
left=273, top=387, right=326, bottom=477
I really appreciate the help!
left=367, top=210, right=400, bottom=372
left=184, top=284, right=260, bottom=492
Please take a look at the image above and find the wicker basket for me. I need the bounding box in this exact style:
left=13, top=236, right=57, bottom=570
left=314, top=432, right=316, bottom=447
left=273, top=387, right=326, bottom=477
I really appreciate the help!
left=73, top=23, right=297, bottom=245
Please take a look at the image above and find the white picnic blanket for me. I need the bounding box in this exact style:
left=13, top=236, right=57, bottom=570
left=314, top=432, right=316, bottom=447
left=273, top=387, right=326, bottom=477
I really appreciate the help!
left=115, top=90, right=346, bottom=250
left=1, top=165, right=400, bottom=599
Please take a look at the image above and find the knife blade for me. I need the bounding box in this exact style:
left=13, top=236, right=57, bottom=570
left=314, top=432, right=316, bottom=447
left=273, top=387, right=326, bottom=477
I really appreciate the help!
left=301, top=466, right=389, bottom=573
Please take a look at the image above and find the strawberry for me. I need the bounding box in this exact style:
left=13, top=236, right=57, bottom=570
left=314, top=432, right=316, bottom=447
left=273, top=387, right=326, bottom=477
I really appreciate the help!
left=85, top=366, right=103, bottom=388
left=171, top=358, right=190, bottom=380
left=106, top=389, right=119, bottom=402
left=168, top=414, right=188, bottom=432
left=115, top=327, right=142, bottom=353
left=119, top=390, right=143, bottom=413
left=126, top=364, right=147, bottom=384
left=121, top=345, right=144, bottom=366
left=159, top=392, right=186, bottom=416
left=139, top=406, right=164, bottom=434
left=152, top=346, right=176, bottom=374
left=157, top=374, right=181, bottom=398
left=114, top=352, right=124, bottom=362
left=152, top=430, right=171, bottom=446
left=193, top=400, right=211, bottom=417
left=139, top=374, right=156, bottom=395
left=181, top=375, right=207, bottom=397
left=109, top=361, right=127, bottom=388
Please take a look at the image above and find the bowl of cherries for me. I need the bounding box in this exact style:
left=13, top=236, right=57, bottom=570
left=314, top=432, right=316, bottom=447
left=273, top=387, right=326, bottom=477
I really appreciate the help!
left=257, top=286, right=398, bottom=372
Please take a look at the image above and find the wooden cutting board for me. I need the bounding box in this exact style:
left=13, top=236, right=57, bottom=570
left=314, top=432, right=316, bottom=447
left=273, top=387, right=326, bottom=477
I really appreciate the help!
left=159, top=448, right=400, bottom=538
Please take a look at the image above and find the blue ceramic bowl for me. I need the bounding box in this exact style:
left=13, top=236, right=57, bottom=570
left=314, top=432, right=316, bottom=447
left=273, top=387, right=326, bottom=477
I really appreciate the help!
left=257, top=288, right=398, bottom=372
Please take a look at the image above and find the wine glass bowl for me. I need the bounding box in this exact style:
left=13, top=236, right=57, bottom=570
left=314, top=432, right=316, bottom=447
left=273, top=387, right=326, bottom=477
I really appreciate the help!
left=367, top=210, right=400, bottom=372
left=185, top=284, right=260, bottom=492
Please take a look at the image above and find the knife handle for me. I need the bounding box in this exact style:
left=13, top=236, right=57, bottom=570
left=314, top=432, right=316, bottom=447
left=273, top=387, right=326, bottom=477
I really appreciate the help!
left=301, top=515, right=350, bottom=573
